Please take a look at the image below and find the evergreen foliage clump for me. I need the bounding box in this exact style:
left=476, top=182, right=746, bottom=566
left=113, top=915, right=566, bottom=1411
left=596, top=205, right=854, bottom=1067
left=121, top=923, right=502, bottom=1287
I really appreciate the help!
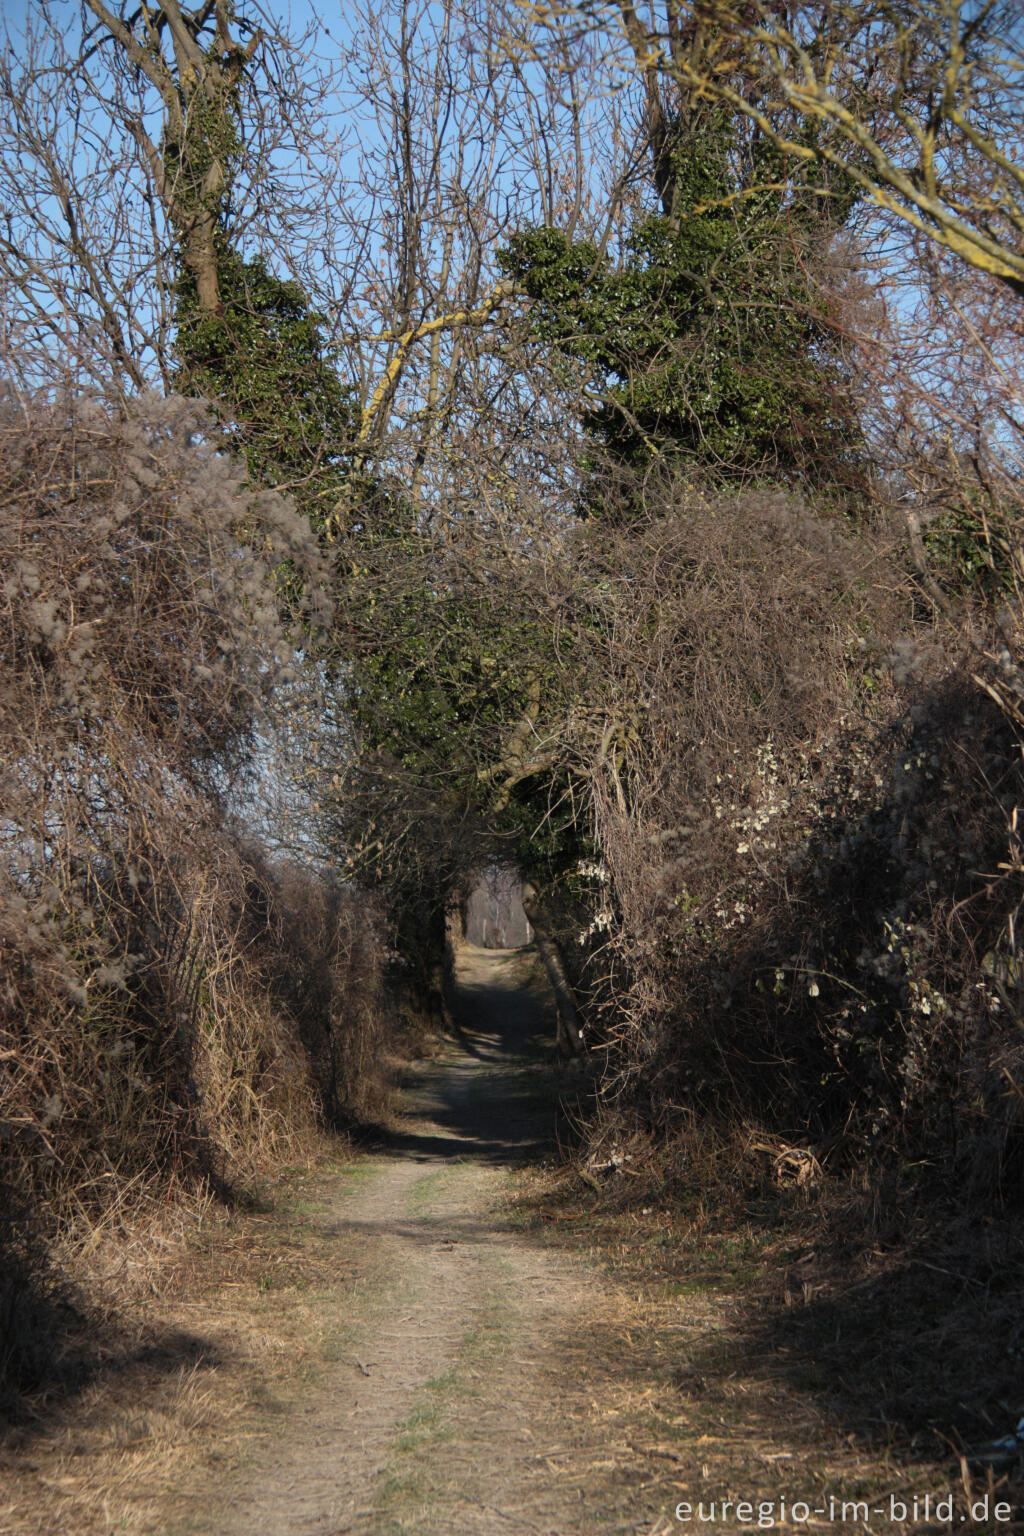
left=176, top=252, right=360, bottom=518
left=501, top=118, right=861, bottom=490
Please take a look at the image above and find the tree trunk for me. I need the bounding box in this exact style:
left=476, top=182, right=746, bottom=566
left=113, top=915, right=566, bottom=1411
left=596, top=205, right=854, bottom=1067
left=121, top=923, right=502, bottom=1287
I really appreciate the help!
left=521, top=883, right=586, bottom=1057
left=442, top=891, right=464, bottom=1025
left=184, top=217, right=223, bottom=314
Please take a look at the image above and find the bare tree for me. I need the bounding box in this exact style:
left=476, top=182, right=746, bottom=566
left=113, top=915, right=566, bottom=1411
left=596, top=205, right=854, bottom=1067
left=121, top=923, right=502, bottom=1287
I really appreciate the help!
left=0, top=13, right=165, bottom=393
left=0, top=1, right=631, bottom=501
left=306, top=0, right=631, bottom=511
left=0, top=1, right=329, bottom=395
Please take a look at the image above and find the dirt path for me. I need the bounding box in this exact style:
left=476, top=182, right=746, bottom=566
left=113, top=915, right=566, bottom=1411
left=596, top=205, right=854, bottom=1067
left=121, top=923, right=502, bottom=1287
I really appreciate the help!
left=196, top=944, right=670, bottom=1536
left=5, top=946, right=972, bottom=1536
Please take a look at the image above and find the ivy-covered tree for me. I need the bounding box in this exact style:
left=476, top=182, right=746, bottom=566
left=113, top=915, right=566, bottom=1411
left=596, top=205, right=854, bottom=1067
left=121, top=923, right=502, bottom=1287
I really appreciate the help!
left=83, top=0, right=358, bottom=524
left=175, top=252, right=359, bottom=517
left=501, top=112, right=861, bottom=489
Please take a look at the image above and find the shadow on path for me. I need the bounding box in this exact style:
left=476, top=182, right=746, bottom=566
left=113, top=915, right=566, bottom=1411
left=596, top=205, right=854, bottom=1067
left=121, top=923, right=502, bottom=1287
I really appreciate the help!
left=0, top=946, right=569, bottom=1439
left=379, top=945, right=578, bottom=1167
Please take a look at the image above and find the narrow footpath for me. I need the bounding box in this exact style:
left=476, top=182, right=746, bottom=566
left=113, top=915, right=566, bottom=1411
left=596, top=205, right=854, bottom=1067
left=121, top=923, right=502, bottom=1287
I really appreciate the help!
left=210, top=944, right=677, bottom=1536
left=3, top=946, right=962, bottom=1536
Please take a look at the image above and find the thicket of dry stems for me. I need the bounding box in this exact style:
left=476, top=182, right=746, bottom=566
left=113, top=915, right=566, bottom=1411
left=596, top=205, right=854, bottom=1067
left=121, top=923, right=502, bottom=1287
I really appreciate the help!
left=544, top=457, right=1024, bottom=1219
left=0, top=392, right=394, bottom=1408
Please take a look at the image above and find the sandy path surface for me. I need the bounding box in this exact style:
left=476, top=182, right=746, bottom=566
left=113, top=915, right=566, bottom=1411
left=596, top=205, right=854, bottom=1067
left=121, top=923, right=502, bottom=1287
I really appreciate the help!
left=212, top=946, right=670, bottom=1536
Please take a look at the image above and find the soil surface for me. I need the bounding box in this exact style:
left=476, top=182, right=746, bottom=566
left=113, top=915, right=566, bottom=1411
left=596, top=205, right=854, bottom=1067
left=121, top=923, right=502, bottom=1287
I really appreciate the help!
left=206, top=943, right=673, bottom=1536
left=3, top=945, right=990, bottom=1536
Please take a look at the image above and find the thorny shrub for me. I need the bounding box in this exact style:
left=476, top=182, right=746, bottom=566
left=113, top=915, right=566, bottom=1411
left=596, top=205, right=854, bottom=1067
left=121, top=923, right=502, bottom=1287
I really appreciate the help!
left=0, top=391, right=390, bottom=1408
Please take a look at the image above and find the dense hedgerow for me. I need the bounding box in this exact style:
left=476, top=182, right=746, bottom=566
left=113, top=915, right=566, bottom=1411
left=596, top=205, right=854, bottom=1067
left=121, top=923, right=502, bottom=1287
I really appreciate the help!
left=536, top=473, right=1024, bottom=1208
left=0, top=391, right=392, bottom=1407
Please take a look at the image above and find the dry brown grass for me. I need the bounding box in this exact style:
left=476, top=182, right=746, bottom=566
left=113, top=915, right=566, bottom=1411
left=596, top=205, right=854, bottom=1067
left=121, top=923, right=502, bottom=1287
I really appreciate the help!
left=0, top=1150, right=366, bottom=1536
left=510, top=1161, right=1024, bottom=1531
